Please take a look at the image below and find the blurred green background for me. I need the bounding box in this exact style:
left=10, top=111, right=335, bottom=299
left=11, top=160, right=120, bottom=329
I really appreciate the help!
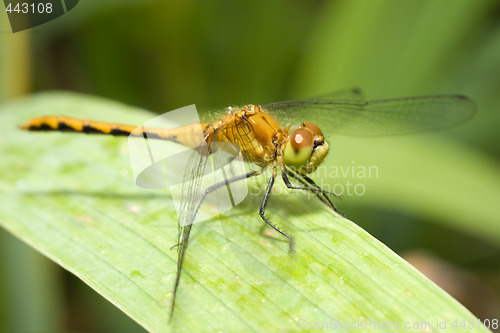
left=1, top=0, right=499, bottom=332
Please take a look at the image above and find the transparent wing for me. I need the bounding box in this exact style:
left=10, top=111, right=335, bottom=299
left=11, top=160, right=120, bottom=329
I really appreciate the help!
left=263, top=94, right=476, bottom=136
left=308, top=87, right=365, bottom=101
left=170, top=144, right=207, bottom=318
left=171, top=137, right=250, bottom=317
left=177, top=146, right=209, bottom=229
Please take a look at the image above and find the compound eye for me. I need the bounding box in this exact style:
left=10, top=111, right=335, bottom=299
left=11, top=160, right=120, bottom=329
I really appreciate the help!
left=290, top=128, right=313, bottom=150
left=283, top=128, right=314, bottom=168
left=303, top=121, right=323, bottom=137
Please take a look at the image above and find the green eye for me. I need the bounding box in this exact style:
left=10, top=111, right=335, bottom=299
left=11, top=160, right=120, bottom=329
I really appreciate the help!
left=283, top=128, right=313, bottom=168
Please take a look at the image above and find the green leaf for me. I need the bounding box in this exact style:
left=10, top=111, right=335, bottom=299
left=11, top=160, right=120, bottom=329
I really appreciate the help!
left=0, top=92, right=490, bottom=332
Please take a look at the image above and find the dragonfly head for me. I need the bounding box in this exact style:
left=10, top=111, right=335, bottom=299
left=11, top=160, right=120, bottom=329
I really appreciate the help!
left=283, top=121, right=329, bottom=174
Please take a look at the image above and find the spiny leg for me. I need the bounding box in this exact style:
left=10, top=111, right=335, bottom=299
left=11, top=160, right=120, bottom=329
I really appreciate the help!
left=283, top=169, right=346, bottom=218
left=284, top=169, right=330, bottom=207
left=300, top=173, right=347, bottom=218
left=281, top=170, right=340, bottom=197
left=170, top=170, right=259, bottom=320
left=259, top=174, right=295, bottom=253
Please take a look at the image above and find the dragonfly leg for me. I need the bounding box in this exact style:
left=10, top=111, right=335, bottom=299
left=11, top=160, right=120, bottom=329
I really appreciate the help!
left=284, top=169, right=330, bottom=207
left=191, top=170, right=259, bottom=222
left=282, top=169, right=347, bottom=218
left=281, top=170, right=340, bottom=198
left=259, top=174, right=295, bottom=253
left=302, top=174, right=347, bottom=218
left=172, top=169, right=261, bottom=249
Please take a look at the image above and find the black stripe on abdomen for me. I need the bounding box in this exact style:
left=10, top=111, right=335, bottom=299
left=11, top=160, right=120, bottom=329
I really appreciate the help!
left=82, top=124, right=105, bottom=134
left=110, top=127, right=133, bottom=136
left=57, top=122, right=81, bottom=132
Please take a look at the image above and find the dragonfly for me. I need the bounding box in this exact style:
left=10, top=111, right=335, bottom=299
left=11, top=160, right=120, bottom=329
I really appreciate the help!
left=20, top=88, right=476, bottom=319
